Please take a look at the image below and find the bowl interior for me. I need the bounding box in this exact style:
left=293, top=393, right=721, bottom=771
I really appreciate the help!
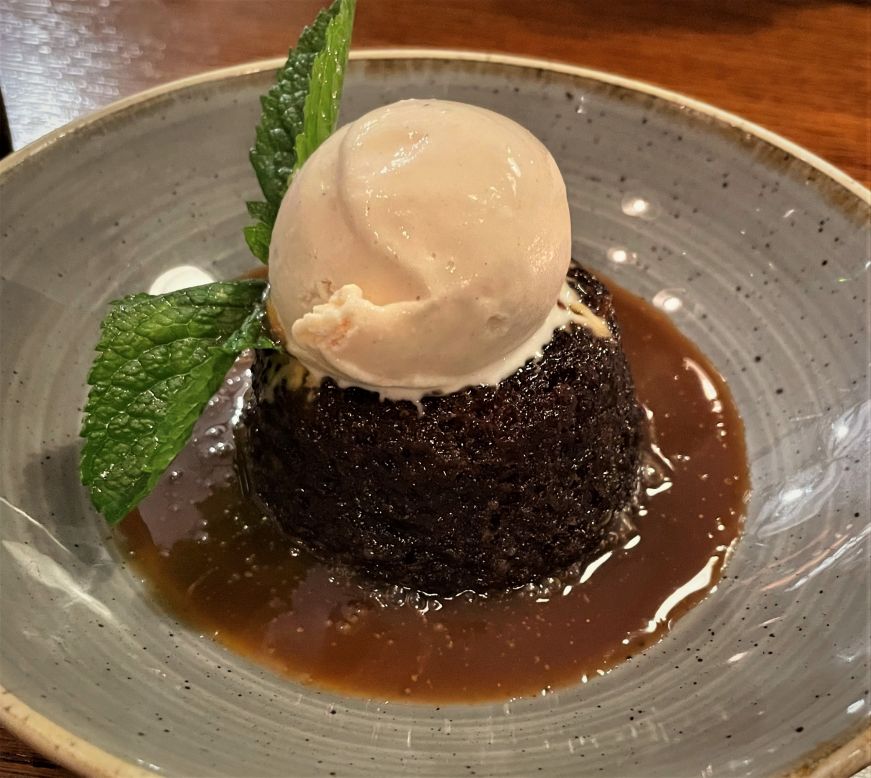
left=0, top=54, right=868, bottom=777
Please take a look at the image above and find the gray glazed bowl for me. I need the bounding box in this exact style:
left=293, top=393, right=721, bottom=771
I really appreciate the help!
left=1, top=51, right=868, bottom=777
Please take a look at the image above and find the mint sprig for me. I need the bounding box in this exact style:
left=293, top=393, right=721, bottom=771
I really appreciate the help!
left=80, top=281, right=273, bottom=524
left=81, top=0, right=357, bottom=524
left=244, top=0, right=355, bottom=262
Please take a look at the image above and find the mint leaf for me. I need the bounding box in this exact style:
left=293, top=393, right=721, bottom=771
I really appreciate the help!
left=245, top=0, right=356, bottom=262
left=243, top=222, right=272, bottom=264
left=80, top=0, right=358, bottom=523
left=245, top=200, right=278, bottom=224
left=80, top=281, right=274, bottom=523
left=293, top=0, right=356, bottom=171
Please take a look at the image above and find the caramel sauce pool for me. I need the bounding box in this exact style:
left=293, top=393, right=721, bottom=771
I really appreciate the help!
left=119, top=280, right=749, bottom=703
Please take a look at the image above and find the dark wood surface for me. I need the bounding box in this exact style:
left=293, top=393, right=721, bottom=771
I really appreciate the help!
left=0, top=1, right=868, bottom=774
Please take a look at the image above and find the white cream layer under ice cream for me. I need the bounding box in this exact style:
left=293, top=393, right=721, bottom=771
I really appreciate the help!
left=268, top=98, right=605, bottom=400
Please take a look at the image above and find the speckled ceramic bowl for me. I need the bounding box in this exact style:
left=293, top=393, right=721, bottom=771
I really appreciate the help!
left=1, top=51, right=868, bottom=778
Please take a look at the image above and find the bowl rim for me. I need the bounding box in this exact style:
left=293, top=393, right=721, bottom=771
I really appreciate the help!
left=0, top=48, right=867, bottom=778
left=0, top=48, right=868, bottom=205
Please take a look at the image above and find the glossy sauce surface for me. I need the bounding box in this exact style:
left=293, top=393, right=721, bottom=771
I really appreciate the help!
left=119, top=279, right=749, bottom=702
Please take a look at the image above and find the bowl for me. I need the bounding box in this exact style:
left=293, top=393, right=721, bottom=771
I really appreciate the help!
left=1, top=50, right=868, bottom=777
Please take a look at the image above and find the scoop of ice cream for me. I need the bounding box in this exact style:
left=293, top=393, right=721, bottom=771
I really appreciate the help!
left=268, top=98, right=573, bottom=399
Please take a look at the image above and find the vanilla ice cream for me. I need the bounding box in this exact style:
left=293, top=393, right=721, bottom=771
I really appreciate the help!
left=268, top=98, right=605, bottom=400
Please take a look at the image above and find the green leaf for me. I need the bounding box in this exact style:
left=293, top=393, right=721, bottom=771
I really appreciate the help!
left=245, top=200, right=278, bottom=223
left=245, top=0, right=356, bottom=262
left=80, top=281, right=274, bottom=524
left=293, top=0, right=356, bottom=171
left=244, top=221, right=272, bottom=264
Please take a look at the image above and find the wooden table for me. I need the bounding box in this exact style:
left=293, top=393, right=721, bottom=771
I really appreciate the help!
left=0, top=1, right=867, bottom=774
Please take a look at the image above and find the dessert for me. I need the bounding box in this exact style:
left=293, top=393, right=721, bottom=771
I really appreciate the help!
left=123, top=281, right=747, bottom=702
left=81, top=0, right=748, bottom=702
left=243, top=99, right=643, bottom=593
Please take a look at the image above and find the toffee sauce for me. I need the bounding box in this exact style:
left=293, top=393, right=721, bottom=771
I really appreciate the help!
left=119, top=280, right=749, bottom=703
